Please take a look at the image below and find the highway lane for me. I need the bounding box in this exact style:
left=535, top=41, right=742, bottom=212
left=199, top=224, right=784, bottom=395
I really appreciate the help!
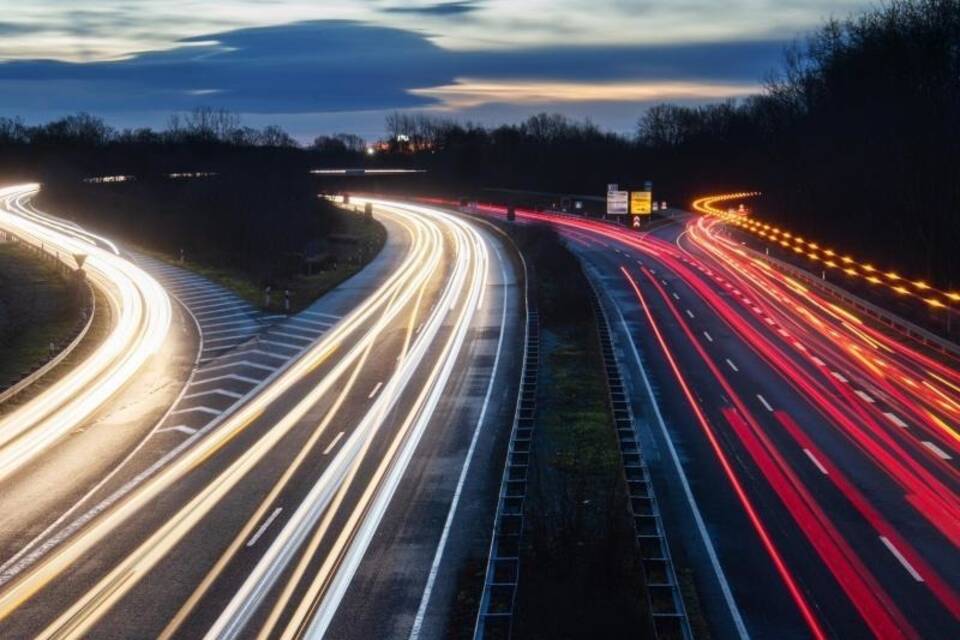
left=470, top=203, right=958, bottom=639
left=0, top=198, right=522, bottom=640
left=0, top=184, right=172, bottom=482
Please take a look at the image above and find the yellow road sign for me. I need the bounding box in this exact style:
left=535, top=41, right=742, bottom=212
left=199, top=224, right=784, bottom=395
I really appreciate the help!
left=631, top=190, right=652, bottom=215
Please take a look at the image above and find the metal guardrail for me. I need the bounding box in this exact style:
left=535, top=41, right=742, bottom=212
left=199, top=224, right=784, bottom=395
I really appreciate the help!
left=730, top=233, right=960, bottom=359
left=588, top=282, right=693, bottom=640
left=0, top=236, right=96, bottom=406
left=473, top=310, right=539, bottom=640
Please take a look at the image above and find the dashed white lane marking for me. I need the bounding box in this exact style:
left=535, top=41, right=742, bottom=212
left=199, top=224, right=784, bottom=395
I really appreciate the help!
left=302, top=310, right=340, bottom=320
left=368, top=381, right=383, bottom=399
left=884, top=412, right=908, bottom=428
left=286, top=317, right=332, bottom=329
left=196, top=304, right=249, bottom=317
left=415, top=323, right=423, bottom=334
left=726, top=359, right=739, bottom=372
left=170, top=406, right=222, bottom=417
left=879, top=536, right=924, bottom=582
left=922, top=441, right=952, bottom=460
left=765, top=318, right=775, bottom=325
left=191, top=373, right=261, bottom=386
left=685, top=309, right=695, bottom=319
left=672, top=292, right=680, bottom=300
left=268, top=330, right=312, bottom=342
left=246, top=508, right=283, bottom=547
left=703, top=331, right=713, bottom=342
left=661, top=279, right=668, bottom=285
left=182, top=388, right=243, bottom=400
left=322, top=431, right=345, bottom=455
left=811, top=356, right=826, bottom=367
left=205, top=333, right=254, bottom=344
left=157, top=425, right=197, bottom=435
left=203, top=319, right=258, bottom=330
left=259, top=339, right=301, bottom=350
left=756, top=394, right=774, bottom=412
left=854, top=390, right=876, bottom=404
left=803, top=449, right=829, bottom=474
left=777, top=329, right=789, bottom=337
left=831, top=371, right=849, bottom=383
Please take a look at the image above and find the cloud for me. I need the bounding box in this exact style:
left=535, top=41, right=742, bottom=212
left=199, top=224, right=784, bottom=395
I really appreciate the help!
left=381, top=1, right=482, bottom=17
left=0, top=19, right=783, bottom=131
left=0, top=22, right=38, bottom=36
left=410, top=78, right=760, bottom=110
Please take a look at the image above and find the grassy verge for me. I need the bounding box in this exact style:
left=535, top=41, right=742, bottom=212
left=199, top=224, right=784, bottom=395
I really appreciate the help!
left=511, top=224, right=652, bottom=638
left=35, top=175, right=387, bottom=314
left=132, top=207, right=384, bottom=314
left=0, top=242, right=84, bottom=389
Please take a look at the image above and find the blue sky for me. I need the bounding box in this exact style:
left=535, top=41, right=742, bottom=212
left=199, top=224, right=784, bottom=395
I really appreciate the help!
left=0, top=1, right=870, bottom=140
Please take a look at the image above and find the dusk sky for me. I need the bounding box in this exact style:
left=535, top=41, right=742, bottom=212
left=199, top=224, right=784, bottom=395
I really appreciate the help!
left=0, top=1, right=870, bottom=140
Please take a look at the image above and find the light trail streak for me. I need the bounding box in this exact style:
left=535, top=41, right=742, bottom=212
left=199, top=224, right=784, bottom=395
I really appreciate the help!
left=0, top=198, right=498, bottom=640
left=0, top=183, right=170, bottom=482
left=469, top=199, right=959, bottom=636
left=205, top=200, right=490, bottom=640
left=691, top=192, right=960, bottom=309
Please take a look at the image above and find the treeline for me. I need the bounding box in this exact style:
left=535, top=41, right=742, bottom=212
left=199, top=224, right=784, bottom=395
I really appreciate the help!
left=1, top=1, right=956, bottom=284
left=375, top=0, right=960, bottom=285
left=0, top=108, right=370, bottom=182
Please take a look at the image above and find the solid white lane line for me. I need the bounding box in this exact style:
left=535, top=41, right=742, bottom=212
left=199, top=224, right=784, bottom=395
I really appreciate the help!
left=685, top=309, right=695, bottom=319
left=703, top=331, right=713, bottom=342
left=322, top=431, right=345, bottom=456
left=803, top=449, right=828, bottom=475
left=171, top=406, right=221, bottom=417
left=246, top=508, right=283, bottom=547
left=756, top=394, right=773, bottom=412
left=922, top=441, right=952, bottom=460
left=182, top=389, right=243, bottom=400
left=884, top=412, right=908, bottom=428
left=597, top=265, right=749, bottom=639
left=368, top=381, right=383, bottom=399
left=301, top=310, right=340, bottom=320
left=879, top=536, right=924, bottom=582
left=726, top=359, right=739, bottom=372
left=189, top=374, right=260, bottom=387
left=831, top=371, right=849, bottom=383
left=411, top=242, right=510, bottom=640
left=854, top=390, right=875, bottom=403
left=157, top=425, right=197, bottom=436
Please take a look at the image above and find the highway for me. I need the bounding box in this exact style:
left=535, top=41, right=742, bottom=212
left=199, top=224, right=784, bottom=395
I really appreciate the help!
left=0, top=184, right=172, bottom=483
left=0, top=197, right=523, bottom=639
left=469, top=202, right=959, bottom=639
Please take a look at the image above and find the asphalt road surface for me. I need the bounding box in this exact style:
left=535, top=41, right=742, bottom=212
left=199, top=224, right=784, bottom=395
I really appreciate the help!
left=0, top=197, right=523, bottom=640
left=469, top=203, right=959, bottom=640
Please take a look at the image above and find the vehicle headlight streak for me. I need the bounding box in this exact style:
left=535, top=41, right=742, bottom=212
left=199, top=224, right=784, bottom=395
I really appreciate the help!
left=206, top=200, right=489, bottom=640
left=0, top=198, right=494, bottom=640
left=0, top=184, right=170, bottom=482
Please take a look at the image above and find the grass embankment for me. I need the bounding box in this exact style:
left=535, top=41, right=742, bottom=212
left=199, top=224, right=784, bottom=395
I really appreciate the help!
left=0, top=242, right=85, bottom=393
left=512, top=224, right=651, bottom=638
left=137, top=208, right=385, bottom=314
left=36, top=175, right=386, bottom=314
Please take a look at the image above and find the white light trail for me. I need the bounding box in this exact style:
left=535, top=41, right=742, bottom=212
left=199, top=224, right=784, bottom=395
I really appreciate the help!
left=0, top=184, right=171, bottom=482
